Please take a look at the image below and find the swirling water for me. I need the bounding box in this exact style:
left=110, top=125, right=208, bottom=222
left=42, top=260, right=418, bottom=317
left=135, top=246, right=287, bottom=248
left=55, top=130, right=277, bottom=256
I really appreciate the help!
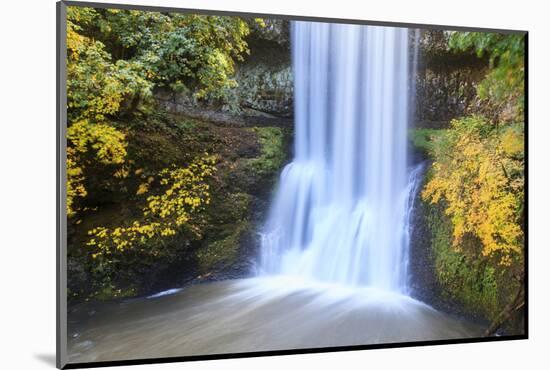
left=68, top=277, right=481, bottom=363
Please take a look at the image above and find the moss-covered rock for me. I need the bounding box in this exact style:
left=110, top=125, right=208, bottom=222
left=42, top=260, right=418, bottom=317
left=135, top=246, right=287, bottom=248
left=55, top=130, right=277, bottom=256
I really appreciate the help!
left=409, top=160, right=523, bottom=335
left=197, top=219, right=250, bottom=274
left=245, top=127, right=286, bottom=177
left=420, top=198, right=523, bottom=333
left=409, top=128, right=446, bottom=154
left=68, top=109, right=290, bottom=304
left=427, top=202, right=500, bottom=319
left=195, top=126, right=288, bottom=279
left=414, top=30, right=488, bottom=123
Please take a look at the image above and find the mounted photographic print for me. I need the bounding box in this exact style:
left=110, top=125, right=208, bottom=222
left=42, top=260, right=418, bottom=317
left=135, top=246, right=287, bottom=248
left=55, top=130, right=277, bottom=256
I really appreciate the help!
left=56, top=1, right=527, bottom=368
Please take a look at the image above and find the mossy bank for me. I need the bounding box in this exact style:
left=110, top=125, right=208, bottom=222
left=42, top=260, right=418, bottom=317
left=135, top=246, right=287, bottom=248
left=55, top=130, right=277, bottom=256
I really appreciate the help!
left=67, top=112, right=290, bottom=304
left=408, top=129, right=524, bottom=334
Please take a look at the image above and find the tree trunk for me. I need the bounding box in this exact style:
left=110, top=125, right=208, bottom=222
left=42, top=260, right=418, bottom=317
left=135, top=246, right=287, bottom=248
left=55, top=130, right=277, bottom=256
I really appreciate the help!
left=484, top=282, right=524, bottom=336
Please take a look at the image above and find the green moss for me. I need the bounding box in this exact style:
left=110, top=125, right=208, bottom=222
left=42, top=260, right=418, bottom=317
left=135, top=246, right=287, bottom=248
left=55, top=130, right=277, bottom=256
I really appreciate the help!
left=245, top=127, right=285, bottom=177
left=427, top=202, right=501, bottom=320
left=409, top=128, right=446, bottom=153
left=69, top=115, right=289, bottom=303
left=196, top=193, right=252, bottom=273
left=193, top=125, right=285, bottom=275
left=93, top=284, right=138, bottom=301
left=196, top=221, right=249, bottom=273
left=126, top=115, right=209, bottom=170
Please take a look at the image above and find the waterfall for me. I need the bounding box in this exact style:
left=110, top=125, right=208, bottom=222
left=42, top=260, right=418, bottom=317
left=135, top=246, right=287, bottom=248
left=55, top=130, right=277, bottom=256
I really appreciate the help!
left=259, top=21, right=415, bottom=294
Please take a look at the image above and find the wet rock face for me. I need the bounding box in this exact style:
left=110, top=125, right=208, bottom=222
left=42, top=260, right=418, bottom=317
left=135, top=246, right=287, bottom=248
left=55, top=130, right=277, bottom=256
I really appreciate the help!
left=231, top=19, right=293, bottom=117
left=155, top=19, right=293, bottom=119
left=248, top=18, right=290, bottom=47
left=156, top=26, right=488, bottom=127
left=415, top=67, right=485, bottom=127
left=413, top=30, right=489, bottom=128
left=232, top=53, right=292, bottom=117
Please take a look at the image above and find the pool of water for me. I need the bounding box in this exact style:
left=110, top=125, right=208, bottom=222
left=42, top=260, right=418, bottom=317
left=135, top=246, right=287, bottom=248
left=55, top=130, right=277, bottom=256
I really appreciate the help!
left=68, top=277, right=482, bottom=364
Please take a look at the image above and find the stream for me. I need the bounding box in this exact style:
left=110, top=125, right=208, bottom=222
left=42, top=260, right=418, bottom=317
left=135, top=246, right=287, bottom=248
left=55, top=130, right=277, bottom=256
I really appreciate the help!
left=69, top=22, right=484, bottom=364
left=68, top=277, right=482, bottom=363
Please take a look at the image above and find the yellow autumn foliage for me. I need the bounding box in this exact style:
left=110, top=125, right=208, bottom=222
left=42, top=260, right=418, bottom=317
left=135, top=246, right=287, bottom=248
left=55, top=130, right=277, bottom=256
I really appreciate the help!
left=66, top=147, right=87, bottom=217
left=87, top=155, right=217, bottom=256
left=66, top=8, right=152, bottom=123
left=422, top=117, right=524, bottom=265
left=65, top=7, right=152, bottom=217
left=66, top=120, right=128, bottom=216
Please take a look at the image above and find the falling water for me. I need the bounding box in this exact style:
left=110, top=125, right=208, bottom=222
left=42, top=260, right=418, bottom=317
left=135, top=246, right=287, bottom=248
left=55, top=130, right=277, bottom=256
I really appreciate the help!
left=65, top=24, right=487, bottom=364
left=260, top=22, right=416, bottom=293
